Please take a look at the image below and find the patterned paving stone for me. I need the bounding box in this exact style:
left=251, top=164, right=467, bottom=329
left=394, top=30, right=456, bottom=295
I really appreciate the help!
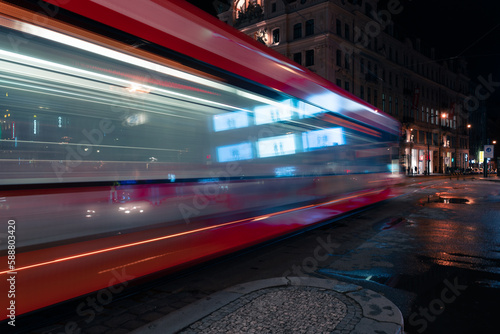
left=180, top=286, right=353, bottom=334
left=130, top=277, right=403, bottom=334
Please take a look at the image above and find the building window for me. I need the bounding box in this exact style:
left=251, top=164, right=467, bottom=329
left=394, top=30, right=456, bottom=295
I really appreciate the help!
left=389, top=96, right=392, bottom=114
left=336, top=79, right=341, bottom=87
left=344, top=53, right=349, bottom=69
left=374, top=90, right=378, bottom=107
left=305, top=19, right=314, bottom=36
left=395, top=98, right=399, bottom=116
left=360, top=58, right=364, bottom=73
left=336, top=19, right=341, bottom=36
left=367, top=87, right=371, bottom=104
left=272, top=2, right=277, bottom=12
left=336, top=50, right=342, bottom=66
left=382, top=93, right=386, bottom=112
left=305, top=49, right=314, bottom=66
left=345, top=23, right=350, bottom=40
left=293, top=23, right=302, bottom=39
left=345, top=81, right=350, bottom=92
left=293, top=52, right=302, bottom=65
left=360, top=85, right=364, bottom=100
left=272, top=28, right=280, bottom=44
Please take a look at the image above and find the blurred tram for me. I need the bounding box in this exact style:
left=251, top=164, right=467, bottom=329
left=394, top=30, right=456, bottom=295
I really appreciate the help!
left=0, top=0, right=401, bottom=320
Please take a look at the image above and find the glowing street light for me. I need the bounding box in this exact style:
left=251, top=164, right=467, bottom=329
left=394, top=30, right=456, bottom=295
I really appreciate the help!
left=466, top=124, right=471, bottom=170
left=427, top=112, right=448, bottom=174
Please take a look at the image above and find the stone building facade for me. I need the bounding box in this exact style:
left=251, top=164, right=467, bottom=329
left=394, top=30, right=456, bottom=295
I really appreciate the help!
left=218, top=0, right=470, bottom=174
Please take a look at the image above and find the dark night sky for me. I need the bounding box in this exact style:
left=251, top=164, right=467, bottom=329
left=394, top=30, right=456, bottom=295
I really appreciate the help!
left=388, top=0, right=500, bottom=81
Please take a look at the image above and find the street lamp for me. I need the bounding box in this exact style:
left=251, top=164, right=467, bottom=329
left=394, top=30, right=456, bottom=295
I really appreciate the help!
left=494, top=141, right=499, bottom=176
left=427, top=112, right=447, bottom=175
left=466, top=124, right=471, bottom=171
left=406, top=127, right=414, bottom=175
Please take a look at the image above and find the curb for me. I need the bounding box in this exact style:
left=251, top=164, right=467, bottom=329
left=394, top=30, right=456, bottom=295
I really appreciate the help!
left=131, top=277, right=403, bottom=334
left=478, top=177, right=500, bottom=182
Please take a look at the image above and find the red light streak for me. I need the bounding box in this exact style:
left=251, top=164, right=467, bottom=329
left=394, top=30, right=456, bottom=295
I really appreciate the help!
left=322, top=114, right=381, bottom=137
left=0, top=189, right=381, bottom=275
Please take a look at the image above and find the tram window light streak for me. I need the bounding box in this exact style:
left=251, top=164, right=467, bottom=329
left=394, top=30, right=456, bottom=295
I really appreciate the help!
left=388, top=162, right=399, bottom=174
left=254, top=100, right=292, bottom=125
left=274, top=166, right=296, bottom=177
left=308, top=92, right=344, bottom=113
left=3, top=19, right=236, bottom=96
left=302, top=128, right=345, bottom=151
left=296, top=100, right=323, bottom=118
left=257, top=134, right=296, bottom=158
left=217, top=142, right=253, bottom=162
left=308, top=92, right=378, bottom=116
left=0, top=50, right=245, bottom=113
left=344, top=99, right=377, bottom=113
left=213, top=111, right=249, bottom=132
left=125, top=113, right=147, bottom=126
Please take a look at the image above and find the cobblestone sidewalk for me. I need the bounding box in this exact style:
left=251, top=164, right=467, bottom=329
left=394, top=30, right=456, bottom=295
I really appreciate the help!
left=131, top=277, right=403, bottom=334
